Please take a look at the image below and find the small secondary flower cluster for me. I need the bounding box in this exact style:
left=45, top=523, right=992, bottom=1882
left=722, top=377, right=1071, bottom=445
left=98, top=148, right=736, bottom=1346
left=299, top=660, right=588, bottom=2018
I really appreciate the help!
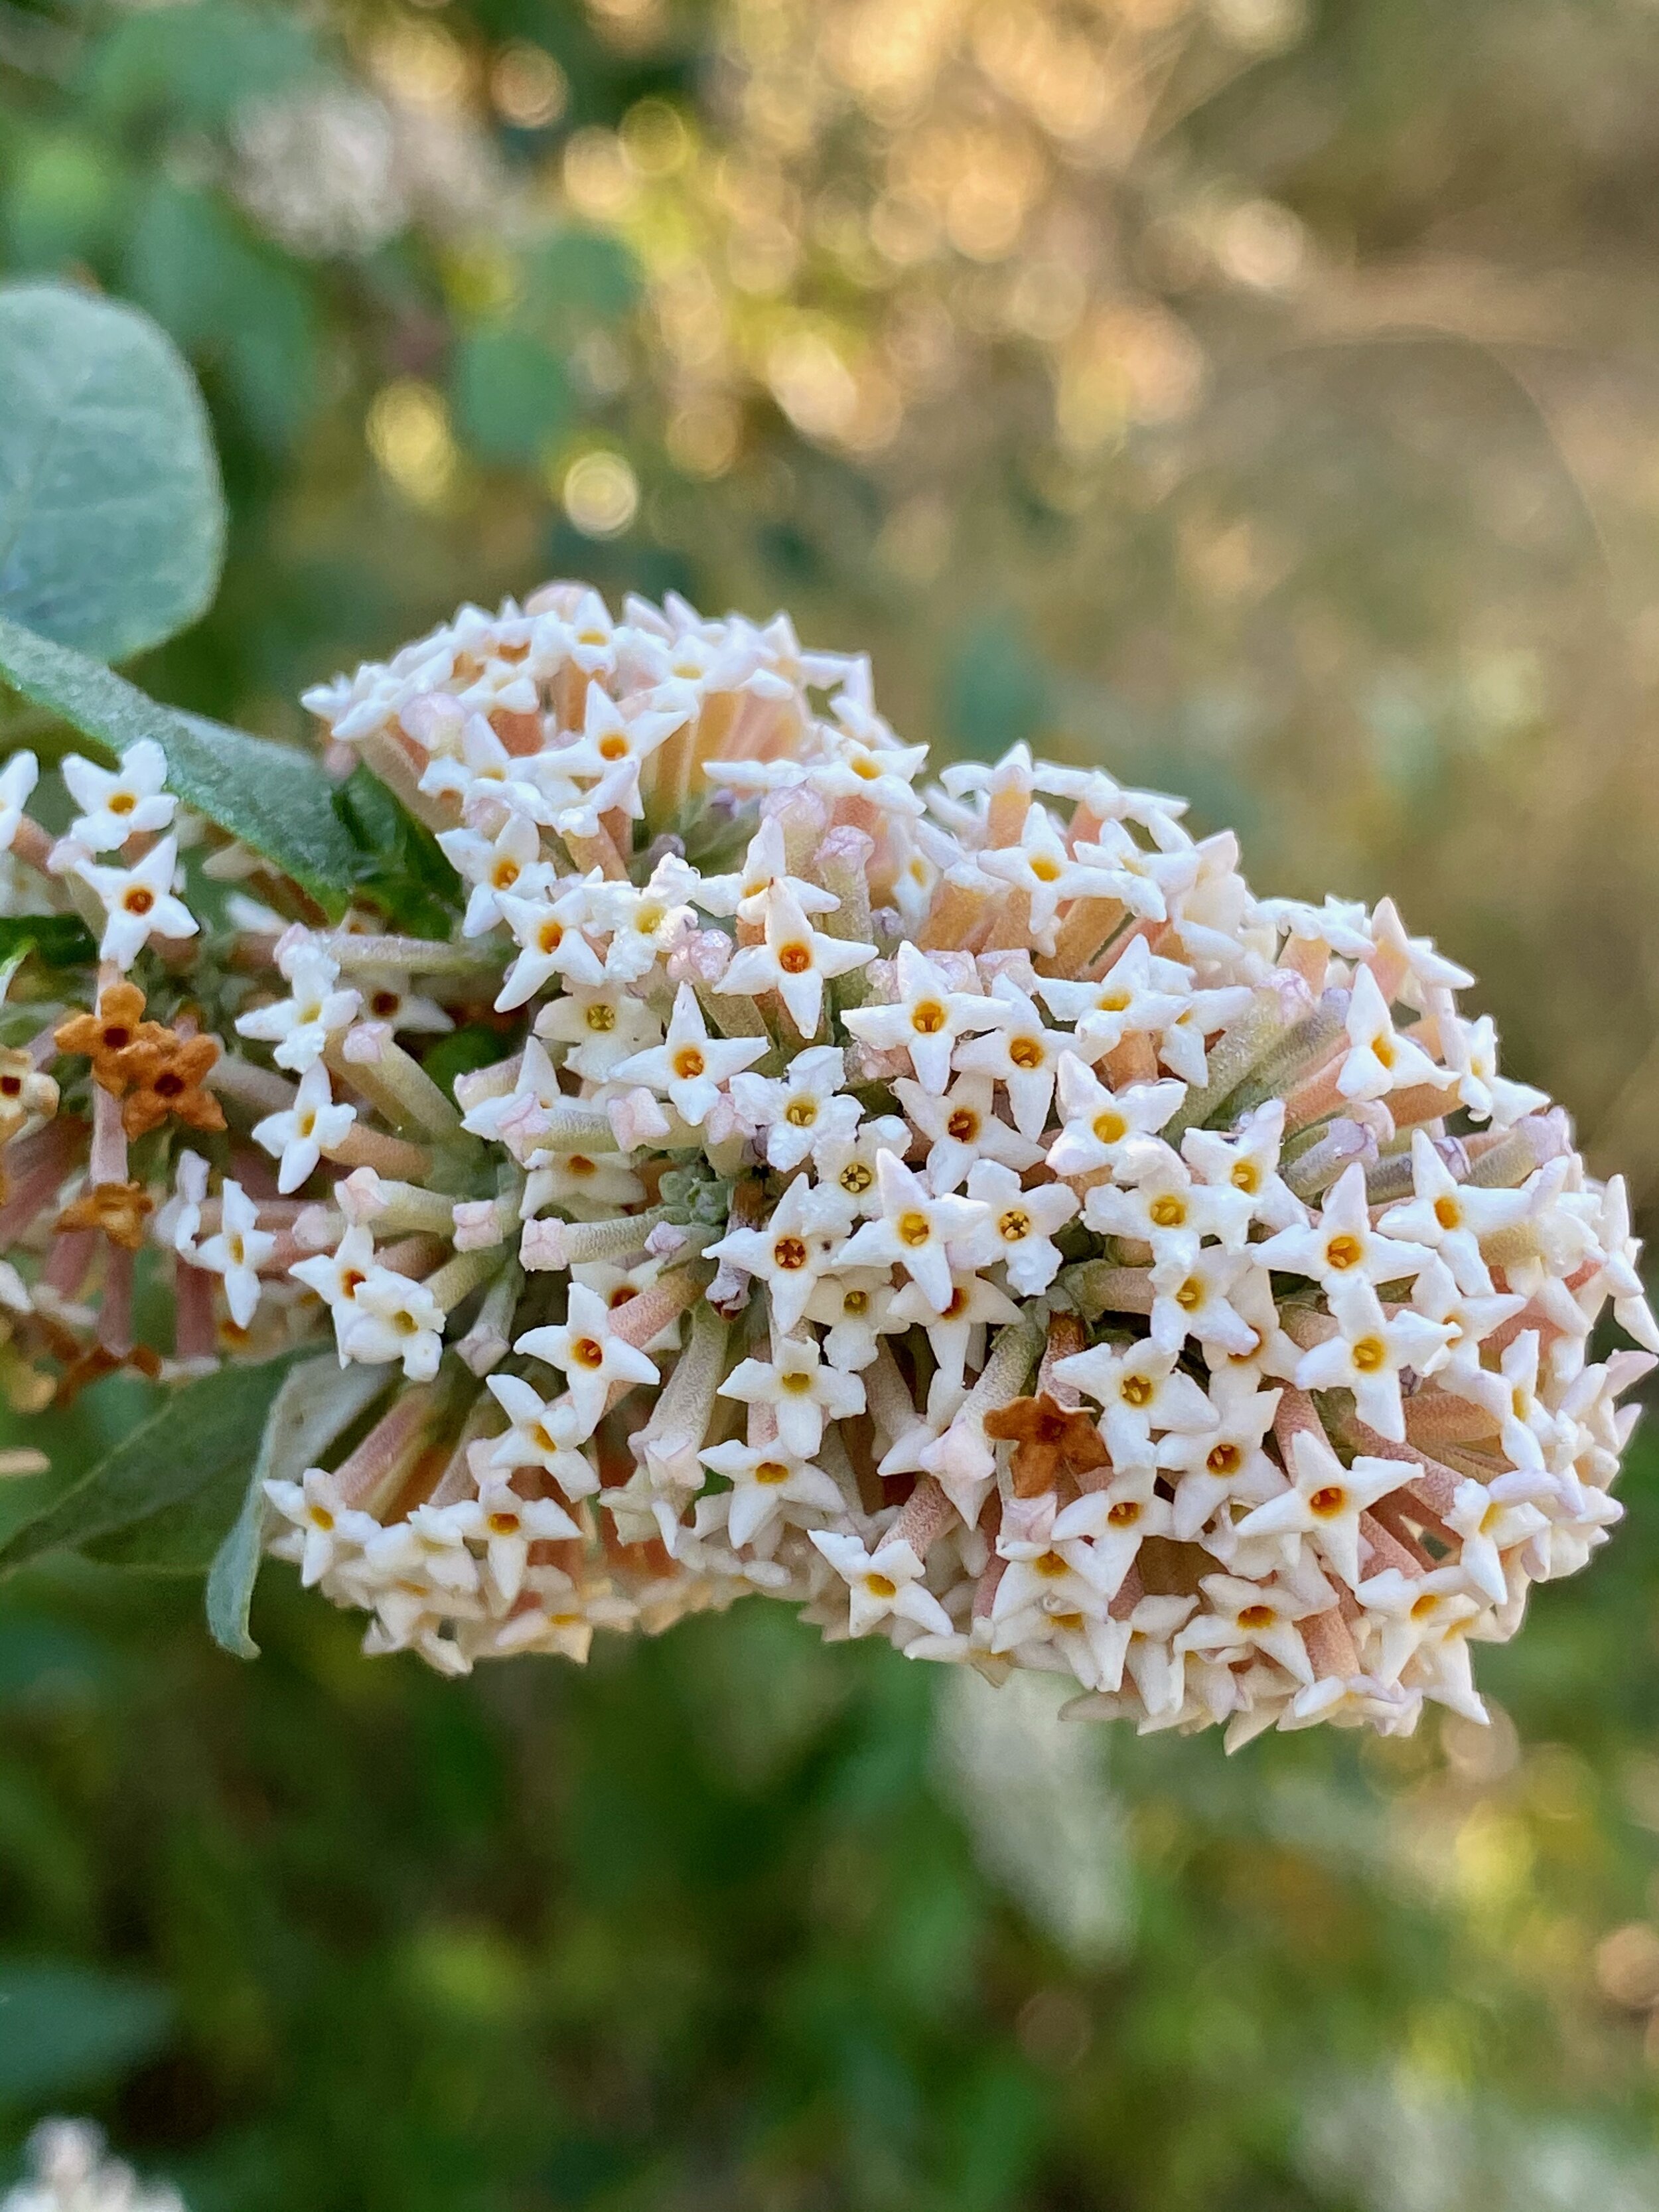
left=0, top=583, right=1651, bottom=1743
left=1, top=2121, right=184, bottom=2212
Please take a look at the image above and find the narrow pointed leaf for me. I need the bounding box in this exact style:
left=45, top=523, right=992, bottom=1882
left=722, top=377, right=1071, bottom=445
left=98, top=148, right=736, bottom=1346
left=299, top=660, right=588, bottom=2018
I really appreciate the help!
left=0, top=1354, right=301, bottom=1575
left=0, top=613, right=358, bottom=913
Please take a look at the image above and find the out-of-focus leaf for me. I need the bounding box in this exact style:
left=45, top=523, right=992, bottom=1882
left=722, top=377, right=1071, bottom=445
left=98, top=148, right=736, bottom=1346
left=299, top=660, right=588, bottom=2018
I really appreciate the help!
left=452, top=328, right=572, bottom=465
left=125, top=181, right=319, bottom=448
left=206, top=1357, right=392, bottom=1659
left=0, top=1961, right=173, bottom=2105
left=82, top=1, right=323, bottom=129
left=0, top=616, right=359, bottom=913
left=525, top=231, right=640, bottom=324
left=1, top=131, right=127, bottom=272
left=0, top=1355, right=301, bottom=1575
left=334, top=763, right=463, bottom=936
left=0, top=282, right=224, bottom=660
left=942, top=615, right=1054, bottom=761
left=0, top=914, right=97, bottom=967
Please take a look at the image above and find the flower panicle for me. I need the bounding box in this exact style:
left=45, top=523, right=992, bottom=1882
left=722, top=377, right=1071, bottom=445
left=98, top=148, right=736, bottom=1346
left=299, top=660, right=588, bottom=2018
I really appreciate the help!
left=0, top=581, right=1650, bottom=1741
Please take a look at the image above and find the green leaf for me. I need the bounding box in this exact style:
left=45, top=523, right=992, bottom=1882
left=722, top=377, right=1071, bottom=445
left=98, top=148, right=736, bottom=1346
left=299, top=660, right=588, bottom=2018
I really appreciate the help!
left=525, top=231, right=640, bottom=325
left=84, top=1, right=323, bottom=131
left=125, top=180, right=320, bottom=449
left=452, top=328, right=572, bottom=465
left=0, top=1354, right=302, bottom=1576
left=0, top=1960, right=173, bottom=2106
left=0, top=281, right=226, bottom=661
left=0, top=614, right=360, bottom=913
left=206, top=1357, right=392, bottom=1659
left=0, top=913, right=97, bottom=967
left=334, top=763, right=463, bottom=936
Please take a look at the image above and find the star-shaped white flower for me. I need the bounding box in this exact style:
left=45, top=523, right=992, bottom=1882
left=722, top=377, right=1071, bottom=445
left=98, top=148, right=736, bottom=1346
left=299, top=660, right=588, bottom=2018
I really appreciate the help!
left=492, top=876, right=609, bottom=1011
left=0, top=749, right=37, bottom=851
left=1353, top=1565, right=1482, bottom=1695
left=1441, top=1011, right=1548, bottom=1130
left=516, top=1281, right=660, bottom=1439
left=1233, top=1427, right=1401, bottom=1589
left=236, top=945, right=361, bottom=1072
left=809, top=1530, right=953, bottom=1638
left=1255, top=1161, right=1434, bottom=1293
left=481, top=1374, right=601, bottom=1498
left=1049, top=1469, right=1176, bottom=1598
left=1083, top=1141, right=1230, bottom=1264
left=887, top=1265, right=1021, bottom=1398
left=811, top=1116, right=911, bottom=1216
left=1050, top=1337, right=1218, bottom=1469
left=1034, top=934, right=1187, bottom=1056
left=552, top=682, right=684, bottom=804
left=720, top=1333, right=865, bottom=1457
left=842, top=942, right=1003, bottom=1092
left=837, top=1149, right=990, bottom=1313
left=975, top=804, right=1127, bottom=948
left=893, top=1072, right=1042, bottom=1191
left=342, top=1266, right=447, bottom=1382
left=958, top=1159, right=1077, bottom=1295
left=1147, top=1243, right=1260, bottom=1359
left=194, top=1178, right=274, bottom=1329
left=1377, top=1130, right=1532, bottom=1295
left=437, top=807, right=555, bottom=938
left=1446, top=1474, right=1551, bottom=1607
left=698, top=1438, right=845, bottom=1548
left=1406, top=1255, right=1525, bottom=1402
left=536, top=986, right=664, bottom=1084
left=730, top=1045, right=862, bottom=1172
left=1292, top=1278, right=1455, bottom=1441
left=467, top=1476, right=583, bottom=1605
left=1157, top=1372, right=1282, bottom=1541
left=1155, top=983, right=1254, bottom=1087
left=74, top=834, right=198, bottom=969
left=704, top=1176, right=851, bottom=1335
left=1463, top=1329, right=1562, bottom=1475
left=263, top=1466, right=380, bottom=1587
left=695, top=814, right=839, bottom=922
left=1045, top=1054, right=1185, bottom=1180
left=1181, top=1100, right=1306, bottom=1246
left=951, top=976, right=1071, bottom=1140
left=597, top=855, right=699, bottom=983
left=253, top=1061, right=356, bottom=1194
left=609, top=982, right=768, bottom=1126
left=718, top=880, right=875, bottom=1037
left=1338, top=964, right=1445, bottom=1101
left=802, top=1270, right=902, bottom=1369
left=62, top=738, right=175, bottom=851
left=1175, top=1574, right=1318, bottom=1685
left=1589, top=1175, right=1659, bottom=1354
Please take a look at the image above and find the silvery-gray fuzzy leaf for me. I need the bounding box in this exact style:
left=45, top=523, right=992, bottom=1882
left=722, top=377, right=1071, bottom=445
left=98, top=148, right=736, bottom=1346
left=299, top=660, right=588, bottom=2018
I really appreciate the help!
left=0, top=281, right=224, bottom=660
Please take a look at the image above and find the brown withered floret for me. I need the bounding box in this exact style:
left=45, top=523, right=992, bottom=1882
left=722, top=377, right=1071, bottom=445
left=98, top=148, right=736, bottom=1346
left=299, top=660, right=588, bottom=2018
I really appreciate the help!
left=113, top=1031, right=226, bottom=1140
left=57, top=1179, right=155, bottom=1251
left=983, top=1391, right=1112, bottom=1498
left=54, top=982, right=168, bottom=1095
left=0, top=1047, right=58, bottom=1145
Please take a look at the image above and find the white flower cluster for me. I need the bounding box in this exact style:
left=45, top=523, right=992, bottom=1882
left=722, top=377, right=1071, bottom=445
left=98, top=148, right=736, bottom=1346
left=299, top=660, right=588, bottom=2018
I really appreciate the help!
left=240, top=581, right=1655, bottom=1743
left=1, top=2122, right=184, bottom=2212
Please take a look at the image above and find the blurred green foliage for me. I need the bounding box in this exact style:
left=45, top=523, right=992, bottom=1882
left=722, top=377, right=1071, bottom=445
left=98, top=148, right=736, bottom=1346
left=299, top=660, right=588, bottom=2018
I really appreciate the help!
left=4, top=0, right=1659, bottom=2203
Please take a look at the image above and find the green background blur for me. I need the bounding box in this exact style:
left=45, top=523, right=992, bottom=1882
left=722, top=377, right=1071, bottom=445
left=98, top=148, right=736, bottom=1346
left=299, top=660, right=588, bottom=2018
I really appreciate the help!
left=4, top=1, right=1659, bottom=2205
